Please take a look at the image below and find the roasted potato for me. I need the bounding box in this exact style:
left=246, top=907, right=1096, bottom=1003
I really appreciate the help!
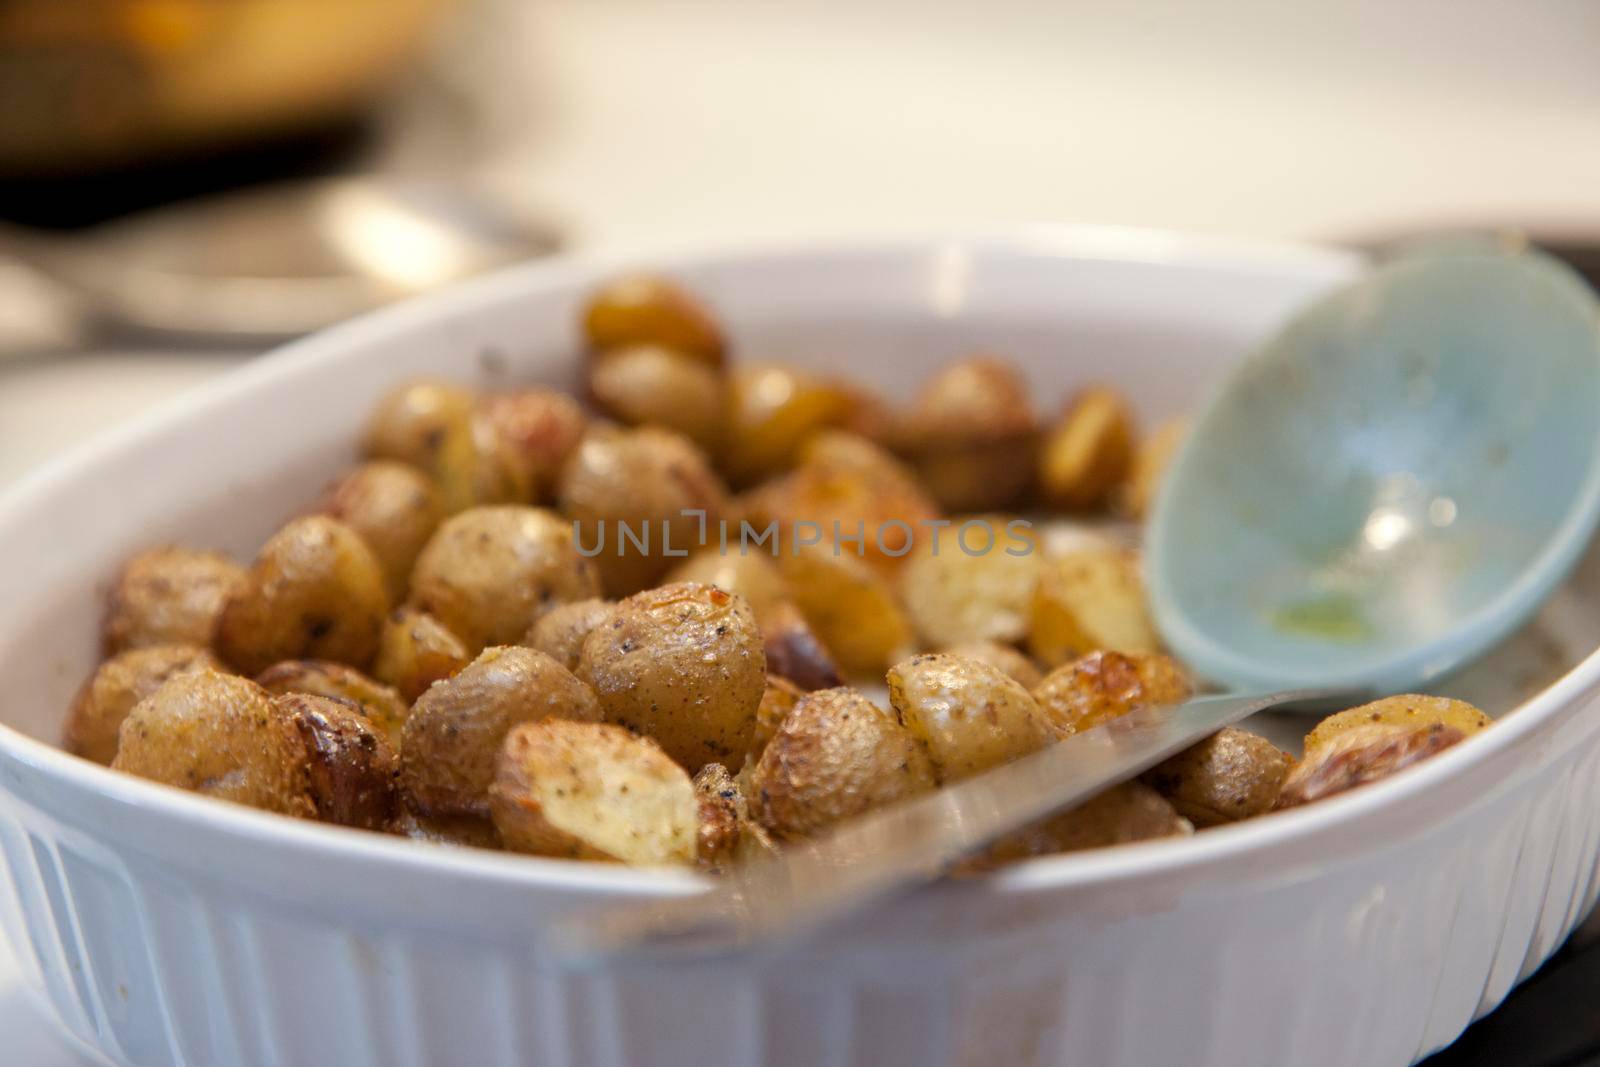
left=759, top=600, right=843, bottom=691
left=1119, top=417, right=1187, bottom=520
left=215, top=516, right=389, bottom=676
left=361, top=379, right=526, bottom=513
left=522, top=598, right=614, bottom=672
left=558, top=425, right=729, bottom=595
left=410, top=505, right=602, bottom=654
left=392, top=810, right=502, bottom=850
left=1303, top=695, right=1491, bottom=755
left=275, top=693, right=399, bottom=831
left=1038, top=386, right=1136, bottom=511
left=102, top=547, right=245, bottom=654
left=582, top=274, right=725, bottom=368
left=589, top=344, right=724, bottom=452
left=1031, top=650, right=1191, bottom=737
left=781, top=545, right=915, bottom=675
left=372, top=606, right=471, bottom=704
left=400, top=646, right=601, bottom=817
left=1140, top=727, right=1290, bottom=827
left=476, top=387, right=588, bottom=503
left=112, top=670, right=315, bottom=816
left=940, top=641, right=1044, bottom=690
left=897, top=356, right=1037, bottom=511
left=664, top=546, right=790, bottom=619
left=577, top=582, right=766, bottom=770
left=1028, top=546, right=1160, bottom=667
left=693, top=762, right=777, bottom=868
left=747, top=674, right=804, bottom=766
left=65, top=644, right=222, bottom=764
left=254, top=660, right=410, bottom=748
left=899, top=518, right=1041, bottom=647
left=887, top=653, right=1054, bottom=781
left=972, top=782, right=1192, bottom=868
left=490, top=719, right=698, bottom=865
left=721, top=363, right=861, bottom=486
left=1277, top=722, right=1466, bottom=809
left=749, top=686, right=937, bottom=839
left=311, top=461, right=443, bottom=603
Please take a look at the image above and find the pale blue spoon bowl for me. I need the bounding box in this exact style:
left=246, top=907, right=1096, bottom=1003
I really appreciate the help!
left=1147, top=249, right=1600, bottom=694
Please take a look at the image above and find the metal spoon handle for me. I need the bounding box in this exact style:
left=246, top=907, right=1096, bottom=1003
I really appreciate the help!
left=546, top=687, right=1346, bottom=967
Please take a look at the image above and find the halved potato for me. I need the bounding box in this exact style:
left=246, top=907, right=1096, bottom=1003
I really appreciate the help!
left=1028, top=547, right=1159, bottom=667
left=1277, top=722, right=1467, bottom=809
left=781, top=545, right=915, bottom=675
left=1038, top=386, right=1136, bottom=511
left=1031, top=650, right=1191, bottom=738
left=1303, top=695, right=1491, bottom=755
left=886, top=653, right=1054, bottom=781
left=693, top=762, right=778, bottom=868
left=372, top=606, right=471, bottom=704
left=899, top=518, right=1041, bottom=647
left=254, top=659, right=410, bottom=748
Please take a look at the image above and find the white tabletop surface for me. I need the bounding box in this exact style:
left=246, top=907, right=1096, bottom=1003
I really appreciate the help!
left=6, top=0, right=1600, bottom=1059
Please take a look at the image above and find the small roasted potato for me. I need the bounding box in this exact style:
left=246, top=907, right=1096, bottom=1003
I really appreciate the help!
left=781, top=546, right=915, bottom=675
left=589, top=344, right=724, bottom=452
left=1140, top=727, right=1289, bottom=827
left=1032, top=650, right=1191, bottom=737
left=102, top=547, right=245, bottom=654
left=254, top=660, right=410, bottom=748
left=490, top=719, right=698, bottom=865
left=720, top=363, right=861, bottom=486
left=392, top=810, right=502, bottom=850
left=558, top=425, right=729, bottom=595
left=522, top=598, right=614, bottom=672
left=750, top=687, right=937, bottom=839
left=747, top=674, right=804, bottom=766
left=693, top=762, right=777, bottom=868
left=1303, top=695, right=1491, bottom=755
left=581, top=274, right=725, bottom=368
left=1028, top=547, right=1159, bottom=668
left=275, top=693, right=399, bottom=831
left=760, top=600, right=843, bottom=692
left=1038, top=386, right=1136, bottom=511
left=112, top=670, right=314, bottom=816
left=400, top=646, right=602, bottom=817
left=940, top=641, right=1043, bottom=690
left=361, top=379, right=526, bottom=513
left=410, top=506, right=602, bottom=654
left=578, top=582, right=766, bottom=771
left=898, top=356, right=1037, bottom=512
left=216, top=516, right=389, bottom=676
left=65, top=644, right=222, bottom=764
left=372, top=606, right=471, bottom=704
left=311, top=461, right=443, bottom=602
left=1119, top=417, right=1187, bottom=520
left=1277, top=722, right=1466, bottom=809
left=973, top=782, right=1192, bottom=867
left=476, top=387, right=588, bottom=503
left=899, top=518, right=1041, bottom=647
left=887, top=653, right=1054, bottom=781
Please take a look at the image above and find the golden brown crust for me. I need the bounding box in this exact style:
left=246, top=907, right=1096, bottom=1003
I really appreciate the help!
left=1140, top=727, right=1289, bottom=827
left=276, top=693, right=399, bottom=831
left=102, top=547, right=245, bottom=655
left=1276, top=723, right=1466, bottom=809
left=65, top=644, right=223, bottom=765
left=311, top=461, right=443, bottom=604
left=582, top=274, right=726, bottom=368
left=1038, top=386, right=1137, bottom=511
left=887, top=653, right=1055, bottom=781
left=1031, top=650, right=1191, bottom=738
left=692, top=762, right=776, bottom=869
left=372, top=606, right=472, bottom=704
left=254, top=660, right=410, bottom=749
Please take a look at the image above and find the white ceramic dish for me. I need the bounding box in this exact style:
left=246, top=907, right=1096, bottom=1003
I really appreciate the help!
left=2, top=231, right=1599, bottom=1067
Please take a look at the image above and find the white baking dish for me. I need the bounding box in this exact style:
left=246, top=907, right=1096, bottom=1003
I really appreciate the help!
left=1, top=231, right=1597, bottom=1067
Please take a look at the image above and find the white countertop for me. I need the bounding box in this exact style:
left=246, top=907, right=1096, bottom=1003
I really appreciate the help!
left=6, top=0, right=1600, bottom=1058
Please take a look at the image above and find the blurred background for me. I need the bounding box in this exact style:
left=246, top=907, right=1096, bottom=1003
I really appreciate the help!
left=5, top=1, right=1600, bottom=1060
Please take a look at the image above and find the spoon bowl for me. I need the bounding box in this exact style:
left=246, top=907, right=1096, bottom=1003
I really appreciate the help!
left=1148, top=250, right=1600, bottom=693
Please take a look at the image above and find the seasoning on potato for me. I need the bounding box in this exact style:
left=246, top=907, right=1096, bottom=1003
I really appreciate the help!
left=582, top=274, right=725, bottom=368
left=276, top=692, right=399, bottom=831
left=490, top=719, right=698, bottom=865
left=589, top=344, right=724, bottom=452
left=693, top=762, right=777, bottom=868
left=1032, top=650, right=1191, bottom=737
left=254, top=659, right=410, bottom=749
left=577, top=582, right=766, bottom=771
left=311, top=461, right=443, bottom=604
left=1028, top=546, right=1160, bottom=667
left=372, top=606, right=472, bottom=704
left=102, top=547, right=245, bottom=655
left=1140, top=727, right=1289, bottom=827
left=1038, top=386, right=1137, bottom=511
left=400, top=645, right=602, bottom=818
left=522, top=598, right=614, bottom=673
left=897, top=355, right=1038, bottom=512
left=1302, top=694, right=1491, bottom=755
left=65, top=644, right=222, bottom=765
left=887, top=653, right=1055, bottom=781
left=215, top=516, right=389, bottom=676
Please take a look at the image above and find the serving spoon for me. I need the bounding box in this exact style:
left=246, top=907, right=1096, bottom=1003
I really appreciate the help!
left=549, top=247, right=1600, bottom=966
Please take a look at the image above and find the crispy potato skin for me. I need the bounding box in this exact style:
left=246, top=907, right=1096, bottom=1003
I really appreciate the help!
left=582, top=274, right=725, bottom=368
left=1304, top=695, right=1491, bottom=755
left=523, top=598, right=614, bottom=672
left=65, top=644, right=222, bottom=765
left=940, top=641, right=1044, bottom=690
left=476, top=388, right=588, bottom=503
left=898, top=356, right=1037, bottom=511
left=275, top=693, right=399, bottom=831
left=693, top=762, right=777, bottom=868
left=216, top=516, right=389, bottom=676
left=102, top=547, right=245, bottom=655
left=1032, top=650, right=1191, bottom=737
left=781, top=546, right=915, bottom=675
left=1141, top=727, right=1289, bottom=827
left=577, top=582, right=766, bottom=771
left=590, top=345, right=724, bottom=452
left=372, top=606, right=471, bottom=704
left=886, top=653, right=1054, bottom=781
left=112, top=670, right=315, bottom=816
left=748, top=675, right=804, bottom=766
left=720, top=363, right=861, bottom=486
left=400, top=646, right=602, bottom=817
left=900, top=521, right=1041, bottom=647
left=1038, top=386, right=1137, bottom=511
left=361, top=379, right=527, bottom=513
left=1028, top=547, right=1160, bottom=667
left=558, top=425, right=729, bottom=596
left=410, top=506, right=601, bottom=654
left=1277, top=723, right=1466, bottom=808
left=490, top=720, right=698, bottom=865
left=1119, top=418, right=1186, bottom=520
left=970, top=782, right=1192, bottom=868
left=312, top=461, right=443, bottom=603
left=750, top=687, right=936, bottom=839
left=254, top=660, right=410, bottom=749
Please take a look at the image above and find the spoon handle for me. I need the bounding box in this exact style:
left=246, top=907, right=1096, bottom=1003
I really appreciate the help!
left=545, top=687, right=1347, bottom=966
